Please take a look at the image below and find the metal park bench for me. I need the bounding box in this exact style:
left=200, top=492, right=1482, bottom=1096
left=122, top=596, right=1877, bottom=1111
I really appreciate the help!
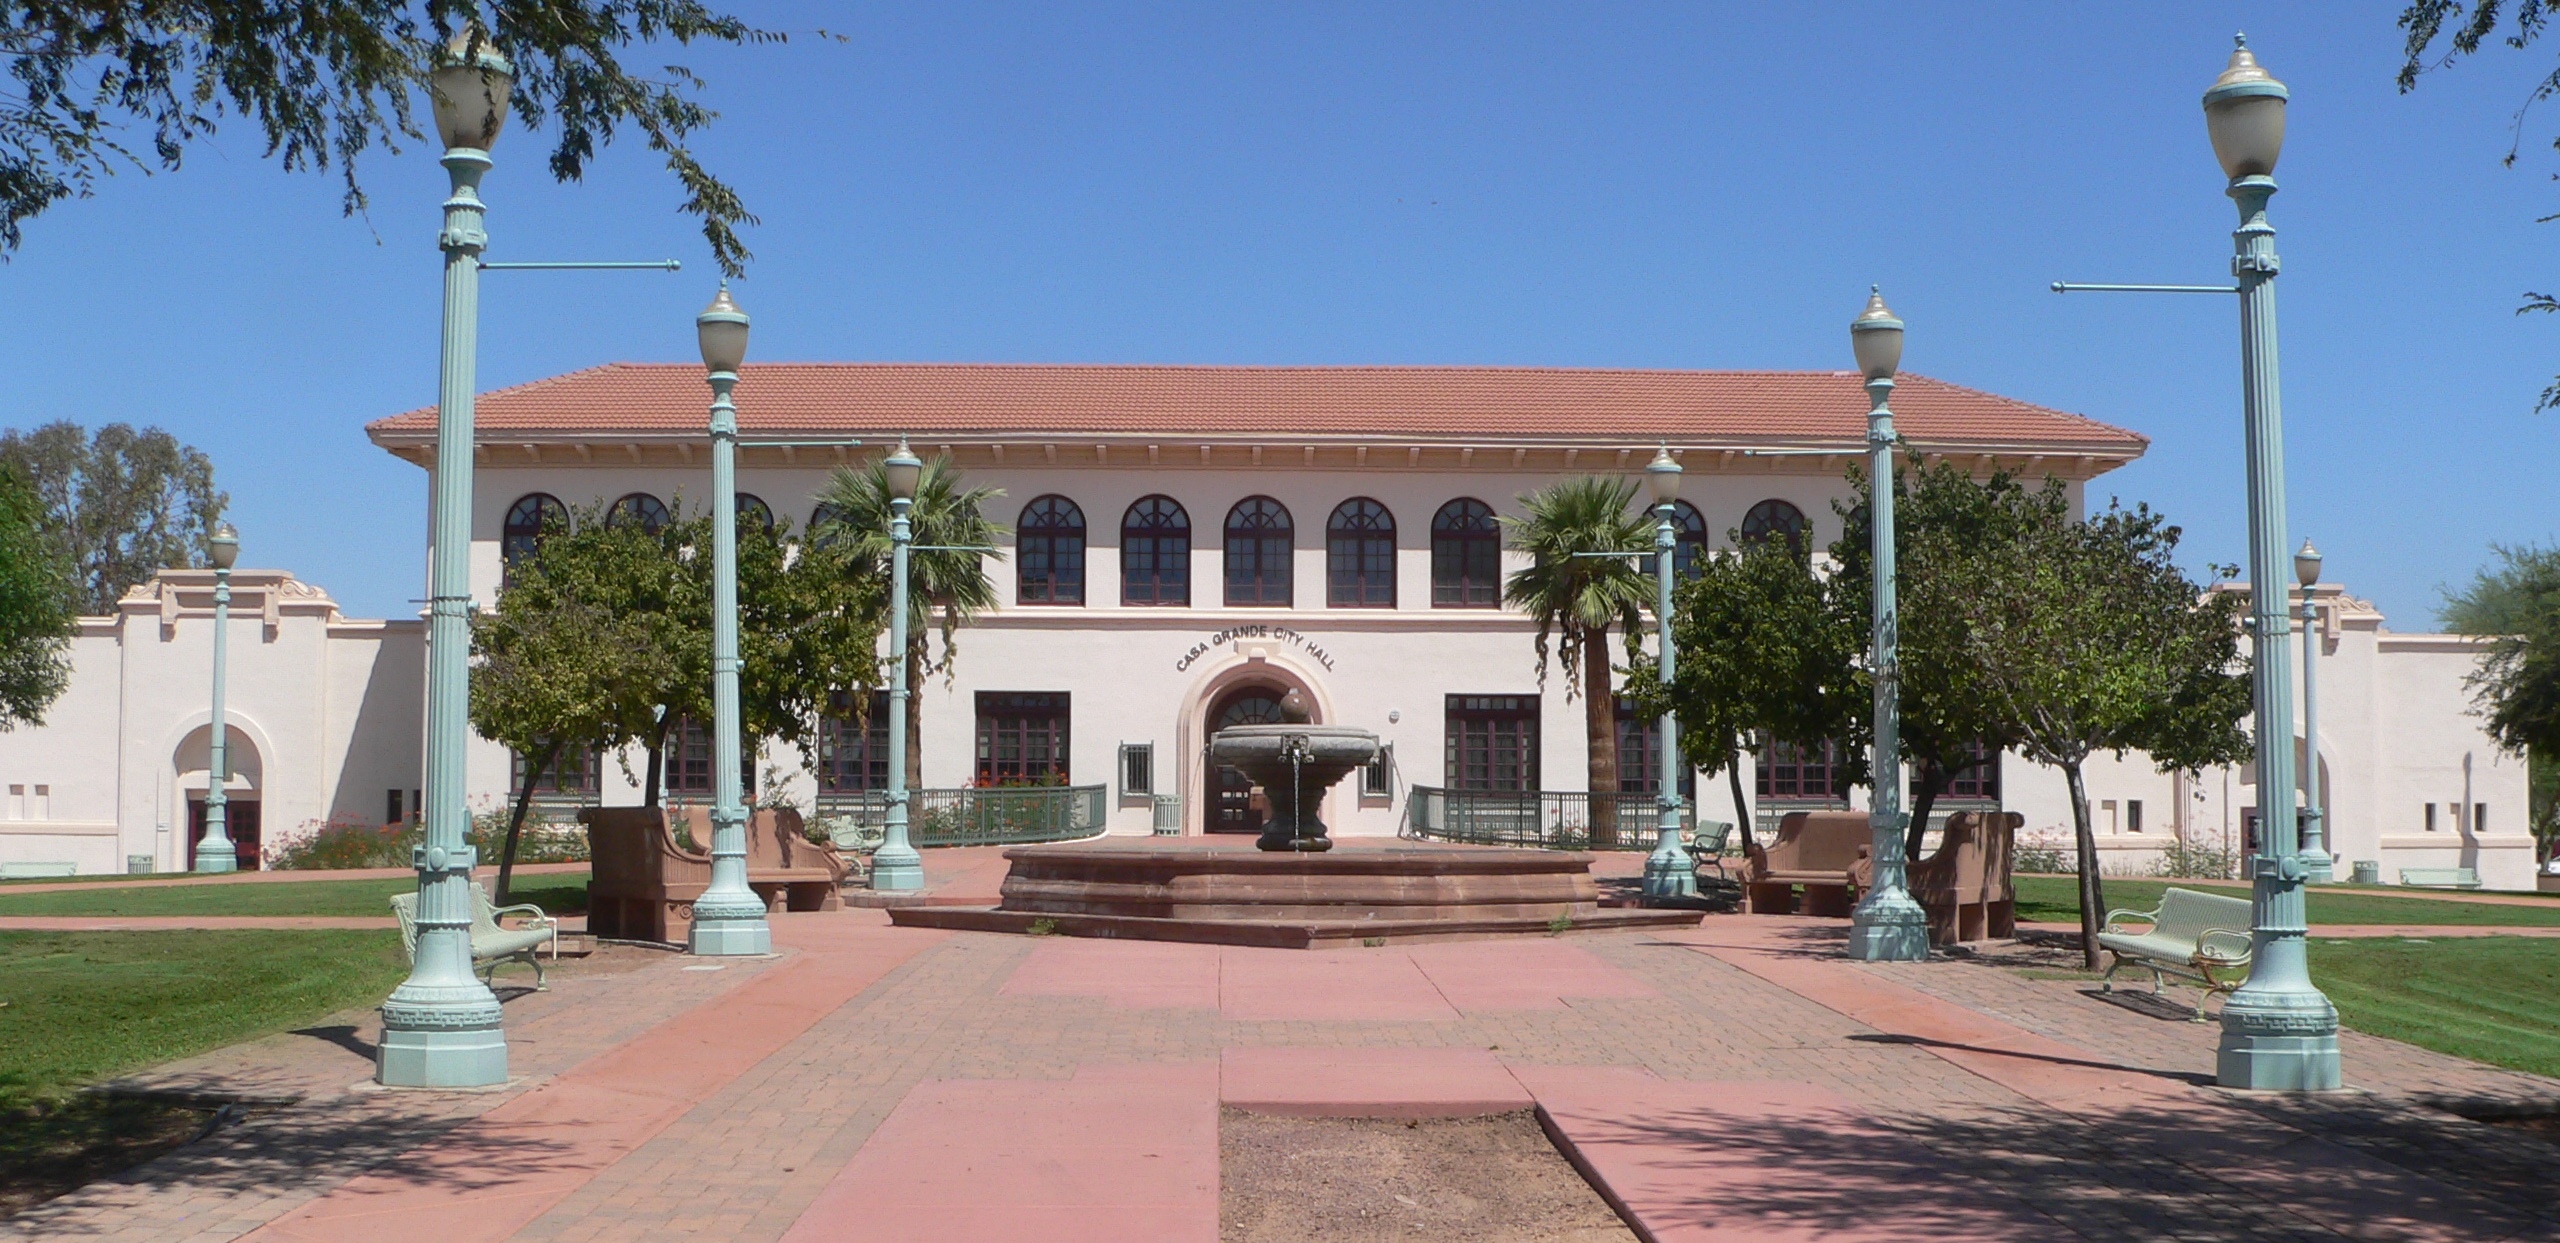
left=2095, top=887, right=2253, bottom=1021
left=390, top=881, right=559, bottom=990
left=2399, top=867, right=2483, bottom=890
left=1688, top=819, right=1736, bottom=882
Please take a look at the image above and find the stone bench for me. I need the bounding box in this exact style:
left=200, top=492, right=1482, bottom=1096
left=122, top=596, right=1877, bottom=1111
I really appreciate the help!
left=1739, top=811, right=1866, bottom=917
left=2095, top=887, right=2253, bottom=1021
left=2399, top=867, right=2483, bottom=890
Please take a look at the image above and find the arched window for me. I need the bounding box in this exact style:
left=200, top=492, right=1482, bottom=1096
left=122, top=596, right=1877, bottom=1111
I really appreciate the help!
left=1740, top=499, right=1808, bottom=556
left=807, top=502, right=851, bottom=548
left=1430, top=499, right=1501, bottom=608
left=1326, top=499, right=1396, bottom=608
left=735, top=492, right=774, bottom=534
left=1666, top=500, right=1709, bottom=578
left=606, top=492, right=672, bottom=534
left=1016, top=495, right=1086, bottom=605
left=501, top=493, right=566, bottom=573
left=1223, top=497, right=1293, bottom=606
left=1121, top=496, right=1190, bottom=606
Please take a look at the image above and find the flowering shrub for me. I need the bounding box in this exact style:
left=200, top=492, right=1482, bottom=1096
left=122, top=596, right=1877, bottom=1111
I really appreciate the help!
left=269, top=807, right=590, bottom=870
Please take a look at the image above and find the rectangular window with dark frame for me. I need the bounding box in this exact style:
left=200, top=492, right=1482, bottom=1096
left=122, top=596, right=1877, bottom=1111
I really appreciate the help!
left=1120, top=743, right=1154, bottom=798
left=977, top=692, right=1071, bottom=784
left=819, top=690, right=892, bottom=793
left=1446, top=695, right=1540, bottom=792
left=1945, top=739, right=2002, bottom=801
left=1756, top=736, right=1847, bottom=802
left=663, top=716, right=753, bottom=800
left=1613, top=698, right=1695, bottom=798
left=512, top=746, right=601, bottom=799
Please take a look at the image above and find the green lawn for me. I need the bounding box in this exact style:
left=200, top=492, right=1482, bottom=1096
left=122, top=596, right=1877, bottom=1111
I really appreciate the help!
left=0, top=930, right=410, bottom=1105
left=0, top=873, right=588, bottom=919
left=2312, top=937, right=2560, bottom=1079
left=2012, top=876, right=2560, bottom=928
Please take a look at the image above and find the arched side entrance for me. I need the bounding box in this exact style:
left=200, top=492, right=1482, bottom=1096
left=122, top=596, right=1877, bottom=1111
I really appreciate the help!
left=1204, top=685, right=1289, bottom=834
left=172, top=722, right=263, bottom=870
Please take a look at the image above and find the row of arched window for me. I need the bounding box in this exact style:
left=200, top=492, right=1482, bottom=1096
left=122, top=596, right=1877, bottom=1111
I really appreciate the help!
left=501, top=490, right=1812, bottom=608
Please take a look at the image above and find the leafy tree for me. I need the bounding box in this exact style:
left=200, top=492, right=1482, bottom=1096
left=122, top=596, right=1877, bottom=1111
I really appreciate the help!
left=2397, top=2, right=2560, bottom=409
left=1628, top=530, right=1863, bottom=854
left=1943, top=501, right=2251, bottom=967
left=0, top=421, right=226, bottom=614
left=809, top=454, right=1001, bottom=789
left=0, top=465, right=76, bottom=728
left=2440, top=541, right=2560, bottom=863
left=0, top=2, right=805, bottom=270
left=471, top=496, right=882, bottom=896
left=1502, top=477, right=1654, bottom=845
left=1833, top=461, right=2057, bottom=858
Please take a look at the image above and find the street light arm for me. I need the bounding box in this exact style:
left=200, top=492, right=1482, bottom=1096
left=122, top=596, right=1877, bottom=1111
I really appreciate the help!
left=479, top=259, right=682, bottom=271
left=2050, top=281, right=2239, bottom=294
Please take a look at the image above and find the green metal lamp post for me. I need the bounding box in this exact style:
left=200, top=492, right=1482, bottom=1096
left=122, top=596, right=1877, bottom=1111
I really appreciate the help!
left=194, top=524, right=240, bottom=873
left=1845, top=288, right=1930, bottom=962
left=1638, top=449, right=1696, bottom=901
left=2204, top=36, right=2341, bottom=1091
left=2294, top=540, right=2332, bottom=884
left=377, top=32, right=514, bottom=1088
left=870, top=439, right=927, bottom=892
left=688, top=286, right=774, bottom=954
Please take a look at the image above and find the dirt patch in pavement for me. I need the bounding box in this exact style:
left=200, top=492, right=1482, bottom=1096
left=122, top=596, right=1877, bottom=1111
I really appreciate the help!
left=1220, top=1107, right=1637, bottom=1243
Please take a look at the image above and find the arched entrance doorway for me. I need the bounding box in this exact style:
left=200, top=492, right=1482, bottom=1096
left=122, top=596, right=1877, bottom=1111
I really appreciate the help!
left=1205, top=684, right=1289, bottom=834
left=174, top=723, right=262, bottom=870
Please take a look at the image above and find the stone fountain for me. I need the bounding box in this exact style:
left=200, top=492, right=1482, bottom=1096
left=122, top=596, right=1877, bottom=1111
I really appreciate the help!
left=889, top=692, right=1704, bottom=946
left=1210, top=689, right=1378, bottom=853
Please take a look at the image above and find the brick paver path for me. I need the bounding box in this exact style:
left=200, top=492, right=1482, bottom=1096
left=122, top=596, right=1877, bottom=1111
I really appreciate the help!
left=11, top=891, right=2558, bottom=1240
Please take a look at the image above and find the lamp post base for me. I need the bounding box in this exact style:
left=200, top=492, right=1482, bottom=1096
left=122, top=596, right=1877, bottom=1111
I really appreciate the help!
left=377, top=994, right=508, bottom=1088
left=2296, top=851, right=2335, bottom=884
left=1640, top=839, right=1698, bottom=902
left=2216, top=995, right=2343, bottom=1090
left=193, top=847, right=237, bottom=875
left=1847, top=891, right=1930, bottom=961
left=689, top=910, right=772, bottom=956
left=870, top=845, right=924, bottom=892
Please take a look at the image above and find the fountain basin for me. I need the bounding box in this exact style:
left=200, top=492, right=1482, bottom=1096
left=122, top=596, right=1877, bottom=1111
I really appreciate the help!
left=1211, top=723, right=1379, bottom=852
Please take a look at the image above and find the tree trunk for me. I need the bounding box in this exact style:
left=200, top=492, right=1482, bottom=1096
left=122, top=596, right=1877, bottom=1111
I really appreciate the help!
left=905, top=635, right=928, bottom=791
left=497, top=739, right=559, bottom=905
left=1727, top=759, right=1755, bottom=854
left=1582, top=631, right=1619, bottom=846
left=1905, top=756, right=1946, bottom=861
left=2064, top=761, right=2107, bottom=971
left=642, top=716, right=672, bottom=809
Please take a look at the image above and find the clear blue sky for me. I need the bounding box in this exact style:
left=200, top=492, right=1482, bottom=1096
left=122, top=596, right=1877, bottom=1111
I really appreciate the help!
left=2, top=2, right=2553, bottom=624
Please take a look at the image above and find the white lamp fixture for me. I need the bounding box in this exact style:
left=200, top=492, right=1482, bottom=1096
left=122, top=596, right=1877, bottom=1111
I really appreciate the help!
left=1850, top=286, right=1904, bottom=382
left=697, top=283, right=750, bottom=373
left=1644, top=447, right=1683, bottom=505
left=430, top=30, right=514, bottom=152
left=207, top=523, right=239, bottom=570
left=2293, top=538, right=2321, bottom=589
left=885, top=438, right=923, bottom=501
left=2203, top=35, right=2287, bottom=181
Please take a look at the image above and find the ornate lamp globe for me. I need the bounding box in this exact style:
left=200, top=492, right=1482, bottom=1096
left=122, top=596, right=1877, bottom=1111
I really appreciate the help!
left=1850, top=286, right=1904, bottom=382
left=207, top=523, right=239, bottom=570
left=884, top=438, right=923, bottom=501
left=1644, top=447, right=1682, bottom=506
left=2203, top=35, right=2287, bottom=180
left=697, top=284, right=750, bottom=373
left=430, top=31, right=514, bottom=152
left=2294, top=538, right=2322, bottom=589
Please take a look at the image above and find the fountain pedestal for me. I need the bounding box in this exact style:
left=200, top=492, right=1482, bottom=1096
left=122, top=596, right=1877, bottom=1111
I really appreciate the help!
left=1210, top=723, right=1378, bottom=852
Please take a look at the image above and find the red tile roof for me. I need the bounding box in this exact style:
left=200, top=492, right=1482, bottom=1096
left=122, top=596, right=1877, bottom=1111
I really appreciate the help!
left=366, top=361, right=2145, bottom=454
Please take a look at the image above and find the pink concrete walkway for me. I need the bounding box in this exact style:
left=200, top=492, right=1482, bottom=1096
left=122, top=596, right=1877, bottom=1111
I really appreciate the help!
left=0, top=915, right=395, bottom=930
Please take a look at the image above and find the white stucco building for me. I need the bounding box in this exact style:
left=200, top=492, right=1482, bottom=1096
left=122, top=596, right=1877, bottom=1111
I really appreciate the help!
left=0, top=360, right=2532, bottom=887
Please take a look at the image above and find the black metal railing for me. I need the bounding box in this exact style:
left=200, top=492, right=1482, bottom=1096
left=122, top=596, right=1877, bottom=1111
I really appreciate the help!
left=1403, top=785, right=1694, bottom=851
left=816, top=785, right=1108, bottom=847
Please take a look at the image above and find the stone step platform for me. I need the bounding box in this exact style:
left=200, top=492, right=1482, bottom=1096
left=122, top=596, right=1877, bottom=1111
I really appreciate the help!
left=887, top=838, right=1702, bottom=947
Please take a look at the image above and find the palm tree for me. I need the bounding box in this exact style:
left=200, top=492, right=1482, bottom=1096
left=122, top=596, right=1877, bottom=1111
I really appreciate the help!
left=1503, top=476, right=1653, bottom=844
left=811, top=454, right=1004, bottom=789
